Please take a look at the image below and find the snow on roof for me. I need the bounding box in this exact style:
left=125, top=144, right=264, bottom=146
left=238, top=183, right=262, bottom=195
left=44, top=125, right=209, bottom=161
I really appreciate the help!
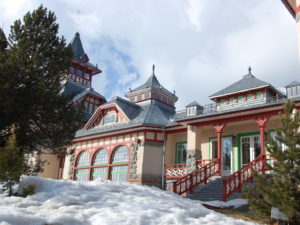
left=0, top=176, right=255, bottom=225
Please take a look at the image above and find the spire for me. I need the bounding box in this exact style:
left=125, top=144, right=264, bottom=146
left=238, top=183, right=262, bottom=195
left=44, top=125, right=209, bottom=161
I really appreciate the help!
left=248, top=66, right=252, bottom=74
left=152, top=64, right=155, bottom=75
left=243, top=66, right=254, bottom=78
left=71, top=32, right=85, bottom=60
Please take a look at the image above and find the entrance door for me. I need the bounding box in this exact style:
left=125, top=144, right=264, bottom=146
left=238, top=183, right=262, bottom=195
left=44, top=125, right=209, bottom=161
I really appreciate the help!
left=241, top=135, right=260, bottom=166
left=222, top=137, right=232, bottom=176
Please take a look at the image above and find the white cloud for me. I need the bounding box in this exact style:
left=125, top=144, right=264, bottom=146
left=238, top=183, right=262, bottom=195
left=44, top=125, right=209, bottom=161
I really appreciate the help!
left=184, top=0, right=203, bottom=31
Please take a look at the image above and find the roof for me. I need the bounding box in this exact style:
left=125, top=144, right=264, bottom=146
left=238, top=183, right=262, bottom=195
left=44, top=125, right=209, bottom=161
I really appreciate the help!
left=130, top=73, right=175, bottom=97
left=285, top=81, right=300, bottom=88
left=72, top=87, right=106, bottom=103
left=71, top=32, right=85, bottom=60
left=186, top=101, right=201, bottom=107
left=76, top=99, right=175, bottom=138
left=63, top=79, right=86, bottom=96
left=209, top=69, right=283, bottom=99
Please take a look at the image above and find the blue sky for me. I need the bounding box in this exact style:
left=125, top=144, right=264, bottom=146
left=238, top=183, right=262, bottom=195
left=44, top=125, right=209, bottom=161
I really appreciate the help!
left=1, top=0, right=299, bottom=109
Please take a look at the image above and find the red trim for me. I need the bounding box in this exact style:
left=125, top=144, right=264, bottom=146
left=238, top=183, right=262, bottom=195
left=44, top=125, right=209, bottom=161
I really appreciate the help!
left=255, top=116, right=269, bottom=156
left=214, top=123, right=226, bottom=175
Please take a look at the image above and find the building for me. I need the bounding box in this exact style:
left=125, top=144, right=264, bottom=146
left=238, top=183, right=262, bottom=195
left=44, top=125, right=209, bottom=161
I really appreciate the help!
left=56, top=63, right=300, bottom=200
left=38, top=32, right=106, bottom=179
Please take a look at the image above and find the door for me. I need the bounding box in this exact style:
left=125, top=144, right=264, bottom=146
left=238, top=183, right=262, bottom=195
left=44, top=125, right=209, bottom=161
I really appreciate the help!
left=241, top=135, right=260, bottom=166
left=210, top=137, right=232, bottom=176
left=175, top=142, right=187, bottom=164
left=222, top=137, right=232, bottom=176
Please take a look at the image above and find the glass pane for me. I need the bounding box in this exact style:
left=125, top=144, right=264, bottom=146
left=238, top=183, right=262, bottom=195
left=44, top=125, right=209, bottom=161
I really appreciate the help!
left=111, top=165, right=128, bottom=182
left=222, top=139, right=232, bottom=170
left=242, top=138, right=250, bottom=165
left=176, top=143, right=187, bottom=164
left=211, top=140, right=218, bottom=159
left=76, top=151, right=90, bottom=167
left=93, top=149, right=108, bottom=165
left=92, top=167, right=107, bottom=181
left=112, top=146, right=128, bottom=163
left=75, top=168, right=89, bottom=181
left=254, top=136, right=261, bottom=158
left=103, top=114, right=116, bottom=125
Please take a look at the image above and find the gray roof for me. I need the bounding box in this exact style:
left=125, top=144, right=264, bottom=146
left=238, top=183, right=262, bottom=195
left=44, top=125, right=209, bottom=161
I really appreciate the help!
left=186, top=101, right=201, bottom=107
left=130, top=74, right=175, bottom=97
left=209, top=73, right=272, bottom=99
left=76, top=99, right=175, bottom=138
left=71, top=32, right=85, bottom=60
left=72, top=87, right=106, bottom=103
left=63, top=79, right=86, bottom=96
left=285, top=81, right=300, bottom=88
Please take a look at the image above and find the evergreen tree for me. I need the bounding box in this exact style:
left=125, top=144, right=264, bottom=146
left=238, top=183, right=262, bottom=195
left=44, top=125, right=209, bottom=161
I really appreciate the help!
left=0, top=130, right=24, bottom=196
left=245, top=100, right=300, bottom=224
left=2, top=5, right=83, bottom=151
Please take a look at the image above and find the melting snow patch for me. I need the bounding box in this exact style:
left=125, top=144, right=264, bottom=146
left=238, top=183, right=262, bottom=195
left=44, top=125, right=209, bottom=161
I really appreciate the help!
left=203, top=199, right=248, bottom=209
left=0, top=176, right=256, bottom=225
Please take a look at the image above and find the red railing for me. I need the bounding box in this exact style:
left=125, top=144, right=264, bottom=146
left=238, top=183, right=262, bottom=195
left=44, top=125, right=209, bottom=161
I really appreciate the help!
left=223, top=154, right=273, bottom=201
left=196, top=159, right=215, bottom=168
left=173, top=158, right=220, bottom=195
left=165, top=163, right=187, bottom=179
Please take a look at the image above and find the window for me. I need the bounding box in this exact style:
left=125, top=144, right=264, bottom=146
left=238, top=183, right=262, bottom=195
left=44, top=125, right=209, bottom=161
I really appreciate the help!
left=77, top=69, right=83, bottom=76
left=256, top=92, right=262, bottom=99
left=76, top=151, right=90, bottom=167
left=210, top=139, right=218, bottom=159
left=238, top=96, right=243, bottom=103
left=220, top=99, right=226, bottom=105
left=247, top=94, right=253, bottom=101
left=110, top=146, right=129, bottom=182
left=103, top=113, right=117, bottom=125
left=175, top=142, right=187, bottom=164
left=75, top=151, right=90, bottom=181
left=69, top=66, right=75, bottom=73
left=92, top=149, right=108, bottom=181
left=229, top=97, right=234, bottom=104
left=88, top=103, right=94, bottom=114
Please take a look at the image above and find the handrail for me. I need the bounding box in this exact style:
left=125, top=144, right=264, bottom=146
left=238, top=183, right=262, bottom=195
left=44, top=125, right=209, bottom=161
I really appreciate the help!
left=223, top=154, right=273, bottom=201
left=165, top=163, right=187, bottom=179
left=173, top=158, right=220, bottom=195
left=196, top=159, right=214, bottom=168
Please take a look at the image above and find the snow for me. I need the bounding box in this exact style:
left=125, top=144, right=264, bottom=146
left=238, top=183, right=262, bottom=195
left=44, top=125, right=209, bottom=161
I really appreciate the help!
left=0, top=176, right=256, bottom=225
left=203, top=199, right=248, bottom=209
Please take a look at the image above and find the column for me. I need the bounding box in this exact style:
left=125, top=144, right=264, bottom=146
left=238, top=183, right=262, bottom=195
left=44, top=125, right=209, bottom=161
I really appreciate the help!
left=213, top=123, right=226, bottom=176
left=255, top=117, right=269, bottom=156
left=186, top=125, right=200, bottom=173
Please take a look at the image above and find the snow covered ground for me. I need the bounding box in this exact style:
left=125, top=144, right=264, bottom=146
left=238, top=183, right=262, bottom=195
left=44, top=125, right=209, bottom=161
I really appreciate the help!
left=0, top=176, right=256, bottom=225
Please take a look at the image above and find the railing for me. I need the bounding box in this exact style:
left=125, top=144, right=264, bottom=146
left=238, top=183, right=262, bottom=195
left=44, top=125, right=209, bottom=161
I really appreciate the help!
left=223, top=154, right=274, bottom=201
left=173, top=158, right=220, bottom=195
left=174, top=95, right=287, bottom=120
left=165, top=163, right=187, bottom=179
left=196, top=159, right=214, bottom=168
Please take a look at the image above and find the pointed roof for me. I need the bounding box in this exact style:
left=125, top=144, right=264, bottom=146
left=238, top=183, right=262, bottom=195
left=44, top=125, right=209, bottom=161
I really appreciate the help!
left=130, top=67, right=175, bottom=97
left=71, top=32, right=85, bottom=60
left=209, top=67, right=283, bottom=99
left=285, top=81, right=300, bottom=88
left=186, top=101, right=201, bottom=107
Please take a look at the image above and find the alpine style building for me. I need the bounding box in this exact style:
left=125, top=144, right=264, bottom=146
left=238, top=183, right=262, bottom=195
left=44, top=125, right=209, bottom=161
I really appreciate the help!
left=38, top=29, right=300, bottom=201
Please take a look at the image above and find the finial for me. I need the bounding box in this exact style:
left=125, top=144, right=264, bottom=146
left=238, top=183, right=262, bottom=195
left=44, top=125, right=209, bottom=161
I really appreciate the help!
left=152, top=64, right=155, bottom=75
left=248, top=66, right=252, bottom=74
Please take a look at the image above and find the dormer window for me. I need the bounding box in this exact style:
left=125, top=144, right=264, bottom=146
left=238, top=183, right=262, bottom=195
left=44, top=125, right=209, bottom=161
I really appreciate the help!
left=238, top=96, right=243, bottom=103
left=247, top=94, right=253, bottom=101
left=256, top=92, right=262, bottom=99
left=229, top=97, right=234, bottom=104
left=103, top=113, right=117, bottom=126
left=220, top=99, right=226, bottom=105
left=77, top=69, right=83, bottom=76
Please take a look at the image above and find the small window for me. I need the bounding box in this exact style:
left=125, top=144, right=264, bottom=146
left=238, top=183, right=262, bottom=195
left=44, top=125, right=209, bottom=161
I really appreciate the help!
left=88, top=103, right=94, bottom=114
left=144, top=93, right=150, bottom=99
left=256, top=92, right=262, bottom=99
left=137, top=95, right=142, bottom=101
left=69, top=66, right=75, bottom=73
left=77, top=69, right=83, bottom=76
left=238, top=96, right=243, bottom=103
left=220, top=99, right=226, bottom=105
left=247, top=94, right=253, bottom=101
left=229, top=97, right=234, bottom=104
left=103, top=113, right=117, bottom=125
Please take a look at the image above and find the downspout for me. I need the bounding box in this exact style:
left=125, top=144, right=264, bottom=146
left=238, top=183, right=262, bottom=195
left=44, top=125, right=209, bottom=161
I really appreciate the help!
left=161, top=126, right=166, bottom=190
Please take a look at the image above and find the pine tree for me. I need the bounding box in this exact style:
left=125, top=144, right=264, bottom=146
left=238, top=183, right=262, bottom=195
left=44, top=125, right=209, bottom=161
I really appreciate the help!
left=0, top=130, right=24, bottom=196
left=245, top=100, right=300, bottom=224
left=2, top=5, right=83, bottom=152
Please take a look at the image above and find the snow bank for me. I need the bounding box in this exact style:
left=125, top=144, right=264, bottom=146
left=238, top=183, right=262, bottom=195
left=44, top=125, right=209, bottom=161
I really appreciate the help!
left=0, top=176, right=256, bottom=225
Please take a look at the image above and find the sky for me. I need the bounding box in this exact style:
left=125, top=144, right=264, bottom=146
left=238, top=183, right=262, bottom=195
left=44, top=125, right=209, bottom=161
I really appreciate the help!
left=0, top=0, right=299, bottom=110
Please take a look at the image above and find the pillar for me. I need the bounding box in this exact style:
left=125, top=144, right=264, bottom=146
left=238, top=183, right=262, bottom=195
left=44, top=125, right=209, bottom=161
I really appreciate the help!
left=255, top=117, right=269, bottom=156
left=213, top=123, right=226, bottom=176
left=186, top=125, right=200, bottom=173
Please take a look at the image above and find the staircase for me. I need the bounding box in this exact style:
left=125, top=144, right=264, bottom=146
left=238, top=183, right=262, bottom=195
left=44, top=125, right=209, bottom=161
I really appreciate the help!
left=188, top=177, right=240, bottom=202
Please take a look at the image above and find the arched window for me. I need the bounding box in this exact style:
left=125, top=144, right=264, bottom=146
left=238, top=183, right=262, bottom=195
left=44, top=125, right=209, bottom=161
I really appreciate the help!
left=75, top=151, right=90, bottom=181
left=92, top=149, right=108, bottom=181
left=110, top=146, right=129, bottom=182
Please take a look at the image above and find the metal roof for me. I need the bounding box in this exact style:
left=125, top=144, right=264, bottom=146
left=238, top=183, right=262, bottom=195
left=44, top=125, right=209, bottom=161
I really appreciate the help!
left=71, top=32, right=85, bottom=60
left=285, top=81, right=300, bottom=88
